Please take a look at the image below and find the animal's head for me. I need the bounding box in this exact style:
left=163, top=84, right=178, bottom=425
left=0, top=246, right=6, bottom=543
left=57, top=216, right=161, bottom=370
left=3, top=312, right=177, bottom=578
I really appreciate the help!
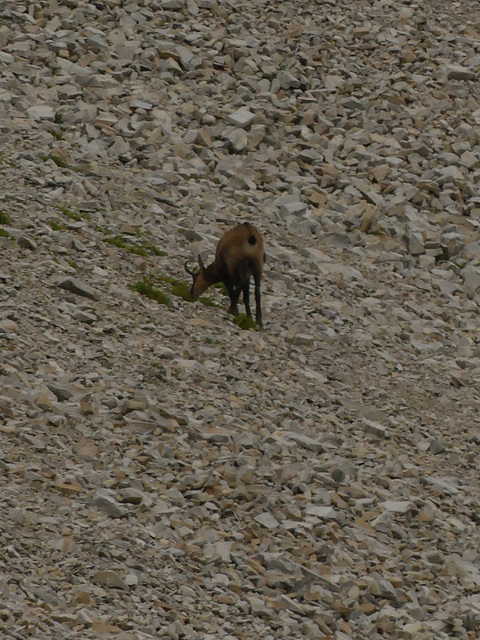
left=185, top=256, right=210, bottom=300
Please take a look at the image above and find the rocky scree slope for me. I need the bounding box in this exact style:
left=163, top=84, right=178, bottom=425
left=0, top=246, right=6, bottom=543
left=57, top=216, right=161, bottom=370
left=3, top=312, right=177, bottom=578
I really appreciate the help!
left=0, top=0, right=480, bottom=639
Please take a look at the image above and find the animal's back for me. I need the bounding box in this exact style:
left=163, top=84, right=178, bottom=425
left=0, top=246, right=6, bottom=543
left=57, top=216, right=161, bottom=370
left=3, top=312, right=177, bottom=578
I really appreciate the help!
left=216, top=223, right=264, bottom=270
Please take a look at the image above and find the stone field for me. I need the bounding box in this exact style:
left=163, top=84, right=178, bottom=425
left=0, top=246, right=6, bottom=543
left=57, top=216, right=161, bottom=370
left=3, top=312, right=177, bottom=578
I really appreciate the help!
left=0, top=0, right=480, bottom=638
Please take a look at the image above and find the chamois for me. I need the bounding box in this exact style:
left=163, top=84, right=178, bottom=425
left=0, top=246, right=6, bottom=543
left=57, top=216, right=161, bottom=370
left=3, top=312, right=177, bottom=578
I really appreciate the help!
left=185, top=222, right=265, bottom=327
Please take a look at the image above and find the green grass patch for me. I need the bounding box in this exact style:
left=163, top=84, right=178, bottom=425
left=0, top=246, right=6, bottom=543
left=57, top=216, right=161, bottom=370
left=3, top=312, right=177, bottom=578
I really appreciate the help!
left=233, top=314, right=259, bottom=330
left=213, top=282, right=229, bottom=296
left=200, top=296, right=221, bottom=308
left=106, top=235, right=147, bottom=255
left=65, top=258, right=79, bottom=270
left=59, top=206, right=86, bottom=222
left=40, top=154, right=68, bottom=168
left=51, top=129, right=64, bottom=141
left=171, top=282, right=193, bottom=302
left=205, top=336, right=222, bottom=345
left=105, top=235, right=165, bottom=257
left=0, top=227, right=14, bottom=239
left=140, top=239, right=166, bottom=256
left=50, top=220, right=64, bottom=231
left=131, top=278, right=172, bottom=307
left=50, top=154, right=68, bottom=168
left=0, top=211, right=11, bottom=225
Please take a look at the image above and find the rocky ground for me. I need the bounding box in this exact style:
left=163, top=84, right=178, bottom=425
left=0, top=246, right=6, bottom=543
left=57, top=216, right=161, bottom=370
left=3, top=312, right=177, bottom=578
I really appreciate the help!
left=0, top=0, right=480, bottom=638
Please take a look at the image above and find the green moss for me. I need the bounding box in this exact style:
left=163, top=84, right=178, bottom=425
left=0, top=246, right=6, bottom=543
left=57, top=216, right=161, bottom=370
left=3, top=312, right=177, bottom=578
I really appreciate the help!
left=131, top=278, right=172, bottom=307
left=233, top=314, right=258, bottom=330
left=0, top=211, right=11, bottom=225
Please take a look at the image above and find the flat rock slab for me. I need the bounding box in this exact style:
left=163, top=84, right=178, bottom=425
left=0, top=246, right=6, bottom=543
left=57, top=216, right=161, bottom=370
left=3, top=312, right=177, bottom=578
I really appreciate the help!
left=227, top=108, right=255, bottom=128
left=58, top=277, right=97, bottom=299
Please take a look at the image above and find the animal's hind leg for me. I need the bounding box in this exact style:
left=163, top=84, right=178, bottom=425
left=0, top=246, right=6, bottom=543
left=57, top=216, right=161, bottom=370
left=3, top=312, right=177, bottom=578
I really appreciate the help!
left=242, top=280, right=251, bottom=317
left=252, top=266, right=263, bottom=327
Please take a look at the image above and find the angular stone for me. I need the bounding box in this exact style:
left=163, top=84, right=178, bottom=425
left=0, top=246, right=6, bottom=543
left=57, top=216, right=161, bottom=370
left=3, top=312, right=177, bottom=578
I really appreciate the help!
left=363, top=419, right=388, bottom=438
left=91, top=493, right=127, bottom=518
left=27, top=105, right=56, bottom=121
left=255, top=512, right=280, bottom=530
left=381, top=501, right=413, bottom=514
left=227, top=109, right=255, bottom=129
left=305, top=505, right=336, bottom=519
left=58, top=278, right=97, bottom=300
left=446, top=64, right=476, bottom=81
left=93, top=570, right=129, bottom=590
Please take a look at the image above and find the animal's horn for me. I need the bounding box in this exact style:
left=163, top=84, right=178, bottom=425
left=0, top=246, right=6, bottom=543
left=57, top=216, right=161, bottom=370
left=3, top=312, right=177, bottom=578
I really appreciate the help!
left=197, top=255, right=205, bottom=270
left=184, top=261, right=195, bottom=276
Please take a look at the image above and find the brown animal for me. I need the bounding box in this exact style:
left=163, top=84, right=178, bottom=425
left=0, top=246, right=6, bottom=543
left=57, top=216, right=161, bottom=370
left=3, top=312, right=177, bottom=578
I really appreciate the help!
left=185, top=222, right=265, bottom=326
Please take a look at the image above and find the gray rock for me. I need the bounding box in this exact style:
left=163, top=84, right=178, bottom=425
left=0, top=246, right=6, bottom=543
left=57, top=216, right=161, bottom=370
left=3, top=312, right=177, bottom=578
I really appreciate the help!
left=58, top=277, right=97, bottom=300
left=227, top=109, right=255, bottom=129
left=446, top=64, right=476, bottom=81
left=91, top=493, right=127, bottom=518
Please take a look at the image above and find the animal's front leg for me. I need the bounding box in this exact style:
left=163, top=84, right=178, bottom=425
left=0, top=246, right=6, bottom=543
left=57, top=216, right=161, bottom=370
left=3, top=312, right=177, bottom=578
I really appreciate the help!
left=226, top=283, right=241, bottom=315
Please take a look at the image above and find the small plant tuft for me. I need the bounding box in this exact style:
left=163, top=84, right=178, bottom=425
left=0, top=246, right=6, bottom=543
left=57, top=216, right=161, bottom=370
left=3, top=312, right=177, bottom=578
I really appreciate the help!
left=233, top=314, right=258, bottom=330
left=65, top=258, right=79, bottom=270
left=200, top=296, right=221, bottom=308
left=54, top=112, right=64, bottom=124
left=105, top=235, right=165, bottom=257
left=171, top=282, right=193, bottom=302
left=0, top=227, right=14, bottom=240
left=50, top=154, right=68, bottom=168
left=50, top=220, right=64, bottom=231
left=0, top=211, right=11, bottom=225
left=60, top=206, right=83, bottom=221
left=131, top=278, right=172, bottom=307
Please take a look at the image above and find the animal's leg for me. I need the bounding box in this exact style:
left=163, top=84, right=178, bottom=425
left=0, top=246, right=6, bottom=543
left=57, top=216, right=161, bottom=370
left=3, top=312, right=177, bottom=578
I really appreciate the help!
left=242, top=280, right=251, bottom=317
left=226, top=282, right=241, bottom=315
left=252, top=266, right=263, bottom=327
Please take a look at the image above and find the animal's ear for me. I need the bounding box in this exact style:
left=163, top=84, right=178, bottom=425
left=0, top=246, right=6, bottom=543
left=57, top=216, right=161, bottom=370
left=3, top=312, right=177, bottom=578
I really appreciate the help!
left=197, top=255, right=205, bottom=271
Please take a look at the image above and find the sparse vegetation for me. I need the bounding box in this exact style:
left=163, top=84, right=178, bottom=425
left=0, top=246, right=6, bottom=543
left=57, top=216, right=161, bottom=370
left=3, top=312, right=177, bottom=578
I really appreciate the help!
left=200, top=296, right=221, bottom=308
left=0, top=211, right=11, bottom=225
left=49, top=220, right=64, bottom=231
left=171, top=282, right=193, bottom=301
left=65, top=258, right=79, bottom=270
left=0, top=228, right=14, bottom=240
left=105, top=235, right=165, bottom=257
left=233, top=314, right=259, bottom=330
left=50, top=154, right=68, bottom=168
left=131, top=277, right=172, bottom=307
left=59, top=206, right=87, bottom=222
